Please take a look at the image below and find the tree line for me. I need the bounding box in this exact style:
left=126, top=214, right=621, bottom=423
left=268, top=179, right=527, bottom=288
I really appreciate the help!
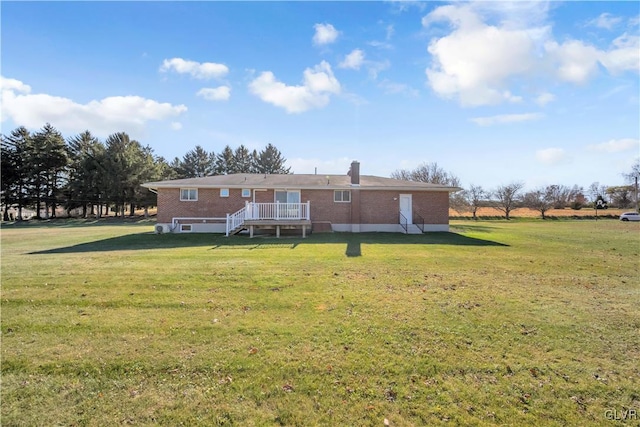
left=392, top=162, right=640, bottom=220
left=1, top=124, right=290, bottom=221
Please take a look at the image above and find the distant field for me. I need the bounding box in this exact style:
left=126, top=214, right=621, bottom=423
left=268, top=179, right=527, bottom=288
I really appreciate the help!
left=1, top=220, right=638, bottom=426
left=450, top=207, right=628, bottom=218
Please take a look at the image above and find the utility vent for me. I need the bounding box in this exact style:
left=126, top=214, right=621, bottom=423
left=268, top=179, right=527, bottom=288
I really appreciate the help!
left=155, top=224, right=170, bottom=234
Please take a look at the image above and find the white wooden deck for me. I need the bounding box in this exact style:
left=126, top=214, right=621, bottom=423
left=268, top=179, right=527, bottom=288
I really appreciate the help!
left=226, top=202, right=311, bottom=237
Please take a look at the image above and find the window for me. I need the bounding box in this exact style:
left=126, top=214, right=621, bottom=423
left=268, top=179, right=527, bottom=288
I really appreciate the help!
left=180, top=224, right=192, bottom=232
left=242, top=189, right=251, bottom=198
left=220, top=188, right=229, bottom=197
left=275, top=190, right=300, bottom=203
left=334, top=190, right=351, bottom=203
left=180, top=188, right=198, bottom=201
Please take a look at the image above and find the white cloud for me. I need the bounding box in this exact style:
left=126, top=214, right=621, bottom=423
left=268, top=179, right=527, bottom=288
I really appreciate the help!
left=600, top=33, right=640, bottom=74
left=160, top=58, right=228, bottom=80
left=546, top=34, right=640, bottom=83
left=378, top=79, right=419, bottom=97
left=535, top=92, right=556, bottom=106
left=587, top=13, right=623, bottom=30
left=536, top=148, right=567, bottom=165
left=0, top=76, right=31, bottom=93
left=422, top=3, right=640, bottom=106
left=367, top=40, right=394, bottom=50
left=339, top=49, right=365, bottom=70
left=470, top=112, right=543, bottom=126
left=248, top=61, right=341, bottom=114
left=313, top=23, right=339, bottom=46
left=1, top=76, right=187, bottom=136
left=197, top=86, right=231, bottom=101
left=423, top=3, right=545, bottom=106
left=587, top=138, right=639, bottom=153
left=389, top=0, right=428, bottom=14
left=386, top=24, right=395, bottom=40
left=367, top=59, right=391, bottom=80
left=544, top=39, right=601, bottom=84
left=170, top=122, right=183, bottom=130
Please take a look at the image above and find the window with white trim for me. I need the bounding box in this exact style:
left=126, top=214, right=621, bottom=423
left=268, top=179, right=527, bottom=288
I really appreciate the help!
left=220, top=188, right=229, bottom=197
left=334, top=190, right=351, bottom=202
left=275, top=190, right=300, bottom=203
left=180, top=188, right=198, bottom=201
left=242, top=189, right=251, bottom=198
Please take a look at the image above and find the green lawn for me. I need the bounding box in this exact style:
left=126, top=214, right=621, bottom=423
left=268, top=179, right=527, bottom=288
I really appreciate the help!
left=1, top=220, right=639, bottom=426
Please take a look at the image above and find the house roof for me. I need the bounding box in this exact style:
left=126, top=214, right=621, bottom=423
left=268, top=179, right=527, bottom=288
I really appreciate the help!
left=142, top=174, right=460, bottom=192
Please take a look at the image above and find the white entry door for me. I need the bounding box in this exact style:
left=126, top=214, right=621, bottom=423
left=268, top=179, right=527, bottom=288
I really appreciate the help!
left=399, top=194, right=412, bottom=224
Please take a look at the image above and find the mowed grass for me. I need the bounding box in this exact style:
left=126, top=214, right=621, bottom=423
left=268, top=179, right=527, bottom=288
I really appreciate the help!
left=1, top=220, right=639, bottom=426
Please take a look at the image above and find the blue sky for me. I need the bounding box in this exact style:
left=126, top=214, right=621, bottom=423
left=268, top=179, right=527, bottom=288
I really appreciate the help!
left=2, top=1, right=639, bottom=190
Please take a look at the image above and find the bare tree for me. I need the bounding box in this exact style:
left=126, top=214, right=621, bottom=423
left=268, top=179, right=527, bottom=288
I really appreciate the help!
left=523, top=186, right=554, bottom=219
left=391, top=162, right=462, bottom=211
left=622, top=159, right=639, bottom=184
left=546, top=184, right=582, bottom=209
left=623, top=159, right=639, bottom=211
left=588, top=182, right=608, bottom=205
left=491, top=182, right=524, bottom=220
left=391, top=162, right=459, bottom=186
left=606, top=185, right=634, bottom=208
left=458, top=184, right=486, bottom=220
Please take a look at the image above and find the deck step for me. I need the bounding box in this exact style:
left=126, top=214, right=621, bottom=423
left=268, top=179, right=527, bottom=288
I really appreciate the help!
left=407, top=224, right=423, bottom=234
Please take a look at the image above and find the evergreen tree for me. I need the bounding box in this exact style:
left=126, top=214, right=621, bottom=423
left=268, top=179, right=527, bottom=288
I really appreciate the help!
left=31, top=124, right=69, bottom=217
left=131, top=146, right=162, bottom=216
left=215, top=145, right=235, bottom=175
left=177, top=145, right=215, bottom=178
left=43, top=125, right=68, bottom=217
left=103, top=132, right=145, bottom=216
left=254, top=143, right=291, bottom=174
left=66, top=131, right=106, bottom=217
left=1, top=128, right=31, bottom=220
left=233, top=145, right=254, bottom=173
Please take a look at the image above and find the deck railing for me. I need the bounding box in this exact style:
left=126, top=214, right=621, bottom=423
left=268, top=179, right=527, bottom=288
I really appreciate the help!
left=399, top=212, right=408, bottom=234
left=247, top=202, right=310, bottom=221
left=226, top=202, right=310, bottom=236
left=226, top=206, right=247, bottom=236
left=413, top=211, right=425, bottom=233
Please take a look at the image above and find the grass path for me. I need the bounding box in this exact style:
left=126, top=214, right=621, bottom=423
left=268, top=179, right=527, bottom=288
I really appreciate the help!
left=1, top=220, right=639, bottom=425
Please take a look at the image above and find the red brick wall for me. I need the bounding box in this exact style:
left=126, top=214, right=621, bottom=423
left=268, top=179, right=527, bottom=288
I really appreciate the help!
left=358, top=191, right=448, bottom=224
left=412, top=192, right=450, bottom=224
left=303, top=190, right=351, bottom=223
left=157, top=187, right=449, bottom=225
left=157, top=188, right=248, bottom=223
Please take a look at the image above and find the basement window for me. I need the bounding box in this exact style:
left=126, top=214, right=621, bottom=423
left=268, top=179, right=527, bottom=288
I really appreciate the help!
left=180, top=188, right=198, bottom=201
left=180, top=224, right=192, bottom=232
left=334, top=190, right=351, bottom=203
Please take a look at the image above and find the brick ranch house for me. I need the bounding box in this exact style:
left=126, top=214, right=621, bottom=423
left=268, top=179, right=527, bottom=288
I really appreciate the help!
left=141, top=161, right=460, bottom=236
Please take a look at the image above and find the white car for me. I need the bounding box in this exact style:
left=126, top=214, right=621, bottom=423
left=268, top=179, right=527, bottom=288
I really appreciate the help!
left=619, top=212, right=640, bottom=221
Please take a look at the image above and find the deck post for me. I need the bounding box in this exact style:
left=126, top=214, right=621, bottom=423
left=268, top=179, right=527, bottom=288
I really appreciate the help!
left=276, top=225, right=280, bottom=238
left=302, top=225, right=306, bottom=238
left=250, top=225, right=254, bottom=238
left=225, top=213, right=230, bottom=237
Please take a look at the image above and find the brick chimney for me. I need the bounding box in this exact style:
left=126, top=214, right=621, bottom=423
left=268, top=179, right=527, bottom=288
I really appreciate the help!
left=350, top=160, right=360, bottom=186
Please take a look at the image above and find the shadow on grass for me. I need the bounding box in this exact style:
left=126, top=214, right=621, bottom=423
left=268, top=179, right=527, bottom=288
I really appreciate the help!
left=29, top=230, right=508, bottom=256
left=2, top=217, right=156, bottom=228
